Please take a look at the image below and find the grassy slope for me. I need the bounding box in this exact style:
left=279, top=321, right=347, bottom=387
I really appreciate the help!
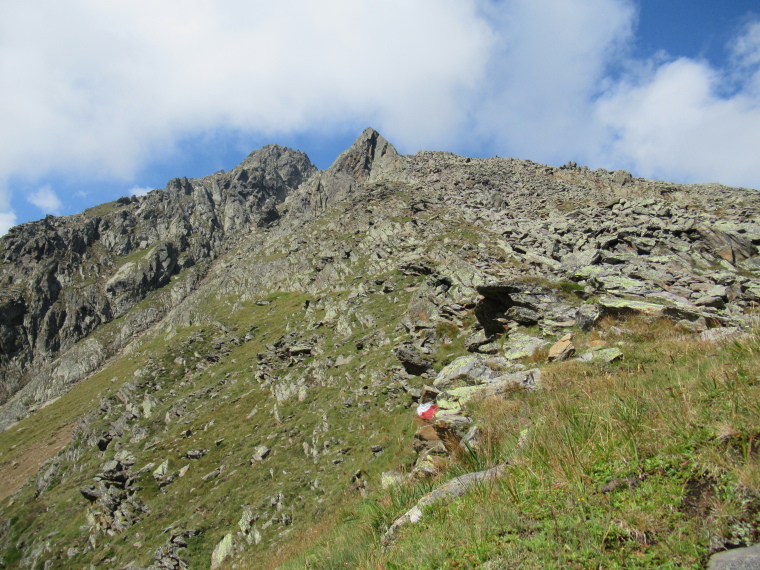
left=282, top=318, right=760, bottom=569
left=0, top=268, right=430, bottom=569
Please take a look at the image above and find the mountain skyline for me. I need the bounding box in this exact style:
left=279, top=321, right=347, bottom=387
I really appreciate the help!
left=1, top=0, right=759, bottom=235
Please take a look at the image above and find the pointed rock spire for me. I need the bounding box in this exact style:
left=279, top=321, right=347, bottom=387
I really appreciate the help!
left=285, top=128, right=404, bottom=218
left=328, top=127, right=400, bottom=182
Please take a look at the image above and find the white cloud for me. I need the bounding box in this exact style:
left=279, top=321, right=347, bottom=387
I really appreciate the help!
left=465, top=4, right=760, bottom=190
left=593, top=21, right=760, bottom=187
left=27, top=185, right=63, bottom=215
left=0, top=0, right=493, bottom=189
left=472, top=0, right=636, bottom=162
left=0, top=211, right=17, bottom=235
left=732, top=20, right=760, bottom=71
left=129, top=186, right=152, bottom=197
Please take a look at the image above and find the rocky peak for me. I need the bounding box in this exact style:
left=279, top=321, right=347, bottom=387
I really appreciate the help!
left=0, top=144, right=316, bottom=411
left=236, top=144, right=316, bottom=192
left=328, top=127, right=400, bottom=182
left=285, top=127, right=403, bottom=218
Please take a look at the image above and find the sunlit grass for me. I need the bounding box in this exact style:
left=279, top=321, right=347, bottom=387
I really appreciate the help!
left=285, top=317, right=760, bottom=569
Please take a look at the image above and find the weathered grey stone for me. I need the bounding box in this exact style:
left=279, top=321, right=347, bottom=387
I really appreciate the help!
left=708, top=543, right=760, bottom=570
left=705, top=285, right=729, bottom=299
left=576, top=304, right=602, bottom=331
left=506, top=306, right=540, bottom=325
left=593, top=347, right=623, bottom=363
left=251, top=445, right=271, bottom=462
left=598, top=297, right=666, bottom=318
left=739, top=257, right=760, bottom=274
left=381, top=471, right=405, bottom=489
left=393, top=343, right=434, bottom=376
left=699, top=327, right=744, bottom=343
left=152, top=460, right=169, bottom=481
left=561, top=248, right=601, bottom=270
left=542, top=304, right=578, bottom=325
left=477, top=342, right=500, bottom=354
left=80, top=485, right=102, bottom=502
left=210, top=533, right=234, bottom=569
left=437, top=369, right=541, bottom=409
left=696, top=223, right=757, bottom=265
left=433, top=355, right=493, bottom=389
left=114, top=451, right=136, bottom=466
left=201, top=468, right=221, bottom=481
left=184, top=449, right=207, bottom=460
left=592, top=275, right=651, bottom=295
left=503, top=332, right=549, bottom=360
left=694, top=295, right=726, bottom=309
left=464, top=329, right=494, bottom=352
left=238, top=506, right=257, bottom=543
left=382, top=463, right=508, bottom=546
left=474, top=282, right=559, bottom=335
left=418, top=385, right=441, bottom=403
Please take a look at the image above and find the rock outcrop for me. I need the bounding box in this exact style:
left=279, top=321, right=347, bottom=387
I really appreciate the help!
left=0, top=145, right=316, bottom=426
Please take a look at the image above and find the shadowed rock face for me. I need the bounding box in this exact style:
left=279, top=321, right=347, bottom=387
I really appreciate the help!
left=0, top=144, right=316, bottom=408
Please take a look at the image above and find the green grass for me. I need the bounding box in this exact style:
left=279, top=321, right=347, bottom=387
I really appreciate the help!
left=280, top=317, right=760, bottom=569
left=82, top=201, right=118, bottom=218
left=0, top=282, right=423, bottom=569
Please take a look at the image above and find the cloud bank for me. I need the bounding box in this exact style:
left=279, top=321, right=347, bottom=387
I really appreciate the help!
left=27, top=186, right=63, bottom=215
left=596, top=20, right=760, bottom=186
left=1, top=0, right=759, bottom=233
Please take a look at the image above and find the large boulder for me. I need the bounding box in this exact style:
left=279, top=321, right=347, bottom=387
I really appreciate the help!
left=708, top=543, right=760, bottom=570
left=504, top=332, right=550, bottom=360
left=436, top=369, right=542, bottom=414
left=433, top=355, right=498, bottom=389
left=696, top=223, right=757, bottom=264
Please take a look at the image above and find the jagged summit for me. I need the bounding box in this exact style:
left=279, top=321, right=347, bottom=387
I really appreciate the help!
left=0, top=143, right=317, bottom=414
left=284, top=128, right=404, bottom=218
left=327, top=127, right=400, bottom=181
left=236, top=144, right=315, bottom=191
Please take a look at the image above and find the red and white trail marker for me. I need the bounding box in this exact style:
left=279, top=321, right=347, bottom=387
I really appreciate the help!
left=416, top=401, right=437, bottom=421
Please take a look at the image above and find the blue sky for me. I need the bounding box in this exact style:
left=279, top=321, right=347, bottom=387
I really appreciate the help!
left=1, top=0, right=759, bottom=234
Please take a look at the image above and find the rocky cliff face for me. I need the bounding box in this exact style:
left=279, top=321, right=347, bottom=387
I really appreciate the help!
left=1, top=129, right=760, bottom=568
left=0, top=145, right=315, bottom=412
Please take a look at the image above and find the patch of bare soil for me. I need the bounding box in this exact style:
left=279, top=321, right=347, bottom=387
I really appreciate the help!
left=0, top=423, right=75, bottom=503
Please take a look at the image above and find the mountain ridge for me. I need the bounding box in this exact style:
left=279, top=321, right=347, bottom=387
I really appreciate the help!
left=1, top=129, right=760, bottom=568
left=4, top=127, right=760, bottom=429
left=0, top=143, right=316, bottom=427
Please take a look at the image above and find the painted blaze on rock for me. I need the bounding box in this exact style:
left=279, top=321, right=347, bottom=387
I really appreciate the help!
left=416, top=401, right=437, bottom=421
